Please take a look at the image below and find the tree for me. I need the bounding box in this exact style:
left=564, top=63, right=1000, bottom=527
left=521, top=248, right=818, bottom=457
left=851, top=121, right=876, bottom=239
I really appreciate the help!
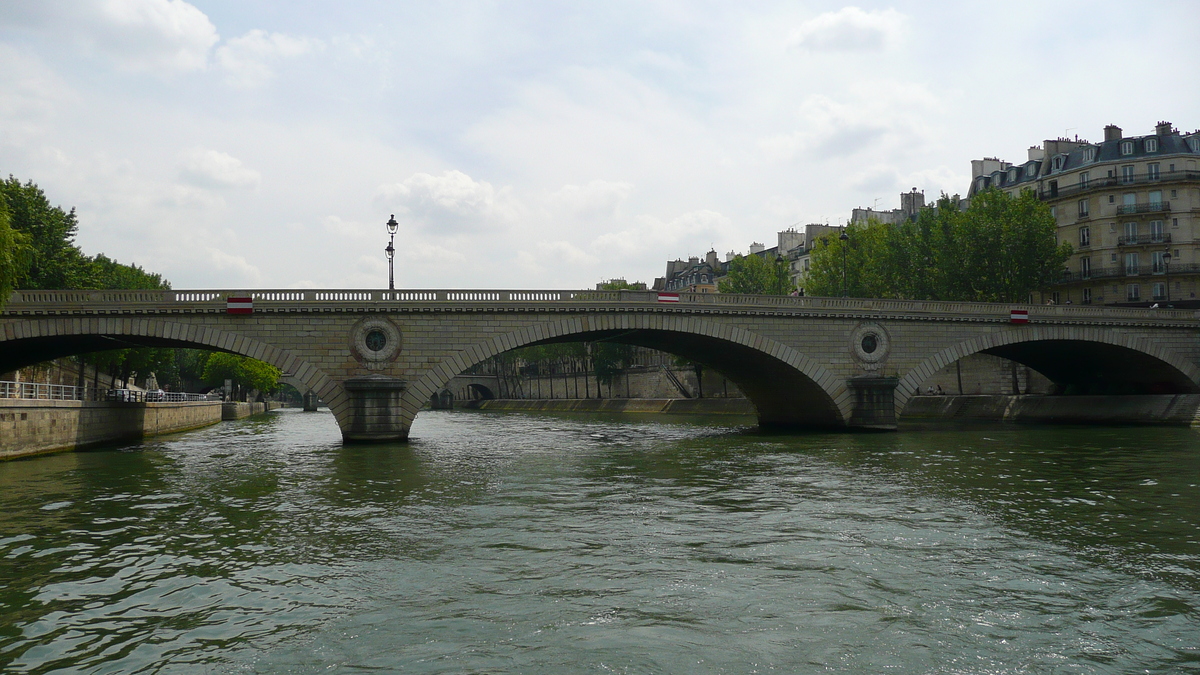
left=202, top=353, right=281, bottom=399
left=717, top=253, right=792, bottom=295
left=0, top=176, right=94, bottom=289
left=0, top=197, right=32, bottom=309
left=805, top=189, right=1071, bottom=302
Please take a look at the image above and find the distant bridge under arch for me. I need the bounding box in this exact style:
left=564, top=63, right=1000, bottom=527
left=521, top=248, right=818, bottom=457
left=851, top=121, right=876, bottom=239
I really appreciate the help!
left=3, top=288, right=1199, bottom=441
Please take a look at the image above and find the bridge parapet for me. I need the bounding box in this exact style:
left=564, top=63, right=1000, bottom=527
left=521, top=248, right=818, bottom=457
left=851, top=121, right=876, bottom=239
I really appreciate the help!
left=4, top=289, right=1197, bottom=328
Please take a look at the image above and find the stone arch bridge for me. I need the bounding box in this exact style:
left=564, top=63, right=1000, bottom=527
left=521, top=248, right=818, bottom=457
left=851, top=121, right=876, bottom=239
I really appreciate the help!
left=3, top=288, right=1198, bottom=441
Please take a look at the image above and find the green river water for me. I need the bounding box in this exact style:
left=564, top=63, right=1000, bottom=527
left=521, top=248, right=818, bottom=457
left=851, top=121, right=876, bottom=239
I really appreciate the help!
left=0, top=408, right=1198, bottom=673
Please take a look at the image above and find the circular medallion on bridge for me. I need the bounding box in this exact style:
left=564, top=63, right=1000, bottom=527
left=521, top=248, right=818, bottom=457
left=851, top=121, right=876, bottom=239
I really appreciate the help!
left=850, top=322, right=890, bottom=371
left=351, top=317, right=402, bottom=370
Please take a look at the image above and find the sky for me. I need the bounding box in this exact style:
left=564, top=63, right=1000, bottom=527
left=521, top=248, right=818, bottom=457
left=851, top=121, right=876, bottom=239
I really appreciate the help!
left=2, top=1, right=1198, bottom=291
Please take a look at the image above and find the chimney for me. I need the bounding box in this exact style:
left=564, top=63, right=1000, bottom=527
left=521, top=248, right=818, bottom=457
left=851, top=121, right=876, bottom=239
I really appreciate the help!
left=705, top=250, right=718, bottom=267
left=1156, top=121, right=1174, bottom=136
left=1104, top=125, right=1122, bottom=142
left=1027, top=145, right=1045, bottom=161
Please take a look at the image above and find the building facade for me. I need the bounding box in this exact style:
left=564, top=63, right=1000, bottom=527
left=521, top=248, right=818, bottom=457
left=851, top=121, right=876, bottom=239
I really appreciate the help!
left=968, top=122, right=1200, bottom=306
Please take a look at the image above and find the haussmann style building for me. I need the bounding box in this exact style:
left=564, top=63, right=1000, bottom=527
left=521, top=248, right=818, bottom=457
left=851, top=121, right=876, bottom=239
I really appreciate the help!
left=967, top=121, right=1200, bottom=306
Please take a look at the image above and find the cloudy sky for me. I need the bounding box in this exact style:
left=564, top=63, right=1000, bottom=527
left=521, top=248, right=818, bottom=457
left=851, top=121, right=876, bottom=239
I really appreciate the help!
left=2, top=1, right=1197, bottom=290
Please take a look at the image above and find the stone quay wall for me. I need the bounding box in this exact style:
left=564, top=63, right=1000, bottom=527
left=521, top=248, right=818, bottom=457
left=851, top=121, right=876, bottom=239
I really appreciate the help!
left=0, top=400, right=228, bottom=460
left=903, top=394, right=1200, bottom=425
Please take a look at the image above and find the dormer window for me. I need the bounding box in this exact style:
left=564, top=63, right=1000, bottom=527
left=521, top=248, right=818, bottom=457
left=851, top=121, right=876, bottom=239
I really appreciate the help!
left=1121, top=141, right=1134, bottom=155
left=1082, top=147, right=1096, bottom=162
left=1028, top=164, right=1039, bottom=177
left=1052, top=156, right=1064, bottom=171
left=1145, top=138, right=1158, bottom=153
left=1009, top=168, right=1018, bottom=181
left=1189, top=137, right=1200, bottom=153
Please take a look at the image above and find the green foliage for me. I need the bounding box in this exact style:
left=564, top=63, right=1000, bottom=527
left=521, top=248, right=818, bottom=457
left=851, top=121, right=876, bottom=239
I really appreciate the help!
left=717, top=254, right=792, bottom=295
left=0, top=197, right=32, bottom=308
left=598, top=279, right=643, bottom=291
left=1, top=176, right=94, bottom=289
left=202, top=353, right=281, bottom=394
left=90, top=253, right=170, bottom=290
left=805, top=190, right=1071, bottom=302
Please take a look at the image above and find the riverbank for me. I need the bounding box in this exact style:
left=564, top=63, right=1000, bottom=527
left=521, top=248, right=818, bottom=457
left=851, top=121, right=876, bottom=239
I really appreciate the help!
left=476, top=394, right=1200, bottom=426
left=903, top=394, right=1200, bottom=425
left=475, top=398, right=755, bottom=415
left=1, top=400, right=282, bottom=460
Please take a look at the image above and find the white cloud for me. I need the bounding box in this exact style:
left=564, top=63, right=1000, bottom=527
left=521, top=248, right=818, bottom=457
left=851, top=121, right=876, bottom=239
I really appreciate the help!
left=216, top=29, right=322, bottom=87
left=517, top=241, right=598, bottom=275
left=789, top=7, right=907, bottom=52
left=0, top=0, right=218, bottom=73
left=591, top=209, right=730, bottom=260
left=376, top=170, right=520, bottom=234
left=548, top=180, right=633, bottom=220
left=179, top=148, right=262, bottom=189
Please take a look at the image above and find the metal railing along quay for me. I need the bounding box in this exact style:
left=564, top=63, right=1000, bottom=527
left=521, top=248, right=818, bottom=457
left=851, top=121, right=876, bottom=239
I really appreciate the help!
left=0, top=381, right=216, bottom=402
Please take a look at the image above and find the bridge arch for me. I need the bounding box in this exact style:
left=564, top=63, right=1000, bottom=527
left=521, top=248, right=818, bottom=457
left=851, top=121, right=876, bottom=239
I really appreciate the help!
left=405, top=313, right=850, bottom=428
left=0, top=316, right=341, bottom=415
left=896, top=325, right=1200, bottom=413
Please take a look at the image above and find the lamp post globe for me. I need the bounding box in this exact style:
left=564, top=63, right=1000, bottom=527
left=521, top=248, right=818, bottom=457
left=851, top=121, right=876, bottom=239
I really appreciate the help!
left=839, top=230, right=849, bottom=298
left=385, top=214, right=398, bottom=291
left=1163, top=247, right=1172, bottom=303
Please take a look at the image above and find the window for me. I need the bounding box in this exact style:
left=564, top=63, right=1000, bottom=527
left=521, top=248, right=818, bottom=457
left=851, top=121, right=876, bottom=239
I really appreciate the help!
left=1082, top=288, right=1092, bottom=304
left=1146, top=138, right=1158, bottom=153
left=1083, top=147, right=1096, bottom=162
left=1078, top=199, right=1089, bottom=218
left=1052, top=156, right=1063, bottom=171
left=1127, top=284, right=1140, bottom=301
left=1173, top=218, right=1179, bottom=228
left=1029, top=163, right=1039, bottom=177
left=1080, top=256, right=1091, bottom=278
left=1149, top=190, right=1163, bottom=208
left=1051, top=292, right=1061, bottom=305
left=1049, top=205, right=1056, bottom=219
left=1121, top=165, right=1135, bottom=184
left=1009, top=168, right=1018, bottom=182
left=1049, top=180, right=1058, bottom=198
left=1153, top=282, right=1166, bottom=300
left=1122, top=193, right=1136, bottom=214
left=1188, top=137, right=1200, bottom=152
left=1150, top=220, right=1164, bottom=242
left=1121, top=141, right=1134, bottom=155
left=1109, top=195, right=1115, bottom=204
left=1124, top=222, right=1138, bottom=244
left=1125, top=252, right=1139, bottom=274
left=1079, top=172, right=1090, bottom=189
left=1148, top=163, right=1160, bottom=180
left=1152, top=250, right=1166, bottom=273
left=1171, top=189, right=1178, bottom=198
left=1079, top=226, right=1091, bottom=246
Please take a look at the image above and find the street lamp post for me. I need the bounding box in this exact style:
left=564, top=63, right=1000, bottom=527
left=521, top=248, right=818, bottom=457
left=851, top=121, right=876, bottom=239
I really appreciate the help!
left=1163, top=246, right=1172, bottom=303
left=839, top=230, right=849, bottom=297
left=385, top=214, right=398, bottom=291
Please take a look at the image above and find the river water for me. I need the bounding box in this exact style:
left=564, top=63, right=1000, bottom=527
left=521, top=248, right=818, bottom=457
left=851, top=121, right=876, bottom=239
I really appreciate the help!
left=1, top=408, right=1198, bottom=673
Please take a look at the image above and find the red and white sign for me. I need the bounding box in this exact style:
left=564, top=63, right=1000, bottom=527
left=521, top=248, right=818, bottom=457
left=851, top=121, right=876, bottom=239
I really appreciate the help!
left=226, top=296, right=254, bottom=314
left=657, top=292, right=680, bottom=303
left=1010, top=309, right=1029, bottom=324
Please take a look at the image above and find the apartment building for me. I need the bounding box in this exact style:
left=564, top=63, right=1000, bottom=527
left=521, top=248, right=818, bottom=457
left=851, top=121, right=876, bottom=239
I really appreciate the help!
left=968, top=122, right=1200, bottom=305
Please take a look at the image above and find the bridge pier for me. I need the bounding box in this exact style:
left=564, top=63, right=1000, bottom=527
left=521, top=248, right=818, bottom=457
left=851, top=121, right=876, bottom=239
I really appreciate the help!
left=302, top=390, right=320, bottom=412
left=341, top=375, right=409, bottom=442
left=846, top=376, right=899, bottom=430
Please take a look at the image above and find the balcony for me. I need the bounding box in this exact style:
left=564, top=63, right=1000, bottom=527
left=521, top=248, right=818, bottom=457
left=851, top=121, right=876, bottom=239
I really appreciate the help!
left=1038, top=170, right=1200, bottom=200
left=1055, top=262, right=1200, bottom=284
left=1116, top=201, right=1171, bottom=215
left=1117, top=233, right=1171, bottom=246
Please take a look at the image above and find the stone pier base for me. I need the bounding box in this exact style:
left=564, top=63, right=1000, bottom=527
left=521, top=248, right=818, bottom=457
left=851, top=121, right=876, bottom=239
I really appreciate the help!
left=342, top=375, right=409, bottom=442
left=847, top=376, right=899, bottom=430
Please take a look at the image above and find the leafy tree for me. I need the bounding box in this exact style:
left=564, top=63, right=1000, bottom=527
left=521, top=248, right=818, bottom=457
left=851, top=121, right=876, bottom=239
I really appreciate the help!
left=0, top=176, right=94, bottom=289
left=90, top=253, right=170, bottom=290
left=202, top=353, right=281, bottom=399
left=598, top=279, right=643, bottom=291
left=0, top=197, right=32, bottom=308
left=717, top=253, right=792, bottom=295
left=805, top=189, right=1071, bottom=302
